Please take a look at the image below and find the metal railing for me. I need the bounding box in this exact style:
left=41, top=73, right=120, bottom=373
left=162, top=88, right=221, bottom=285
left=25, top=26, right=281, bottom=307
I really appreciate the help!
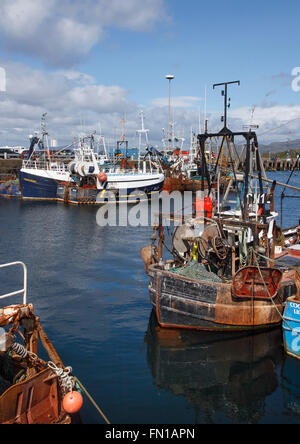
left=0, top=262, right=27, bottom=305
left=22, top=160, right=69, bottom=172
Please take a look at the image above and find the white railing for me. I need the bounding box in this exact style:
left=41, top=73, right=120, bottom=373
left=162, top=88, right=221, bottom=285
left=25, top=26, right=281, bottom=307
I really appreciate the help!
left=0, top=262, right=27, bottom=305
left=22, top=160, right=69, bottom=172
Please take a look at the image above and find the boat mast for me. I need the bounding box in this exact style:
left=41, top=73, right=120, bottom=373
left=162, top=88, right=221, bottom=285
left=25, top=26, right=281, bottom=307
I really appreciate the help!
left=41, top=113, right=51, bottom=161
left=213, top=80, right=240, bottom=130
left=165, top=74, right=175, bottom=152
left=136, top=110, right=149, bottom=170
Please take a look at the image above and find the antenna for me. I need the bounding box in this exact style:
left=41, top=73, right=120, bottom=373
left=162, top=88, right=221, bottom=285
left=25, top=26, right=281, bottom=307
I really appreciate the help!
left=213, top=80, right=240, bottom=129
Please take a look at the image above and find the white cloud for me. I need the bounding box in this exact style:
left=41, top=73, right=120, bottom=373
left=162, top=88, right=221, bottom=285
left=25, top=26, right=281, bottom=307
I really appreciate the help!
left=0, top=0, right=167, bottom=67
left=1, top=61, right=300, bottom=149
left=0, top=61, right=137, bottom=145
left=230, top=105, right=300, bottom=141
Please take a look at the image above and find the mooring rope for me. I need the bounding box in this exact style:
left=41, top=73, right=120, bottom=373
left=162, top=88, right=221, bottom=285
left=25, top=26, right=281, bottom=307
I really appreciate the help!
left=73, top=377, right=111, bottom=424
left=251, top=248, right=300, bottom=339
left=9, top=337, right=111, bottom=424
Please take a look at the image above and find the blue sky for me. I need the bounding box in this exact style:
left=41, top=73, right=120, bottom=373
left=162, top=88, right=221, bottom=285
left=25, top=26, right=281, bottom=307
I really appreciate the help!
left=0, top=0, right=299, bottom=147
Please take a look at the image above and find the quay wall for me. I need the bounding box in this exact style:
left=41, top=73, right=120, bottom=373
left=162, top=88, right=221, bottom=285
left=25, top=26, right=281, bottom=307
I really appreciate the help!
left=0, top=159, right=22, bottom=180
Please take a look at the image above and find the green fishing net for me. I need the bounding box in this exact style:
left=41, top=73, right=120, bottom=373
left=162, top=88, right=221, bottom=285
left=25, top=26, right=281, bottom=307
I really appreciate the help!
left=170, top=261, right=222, bottom=283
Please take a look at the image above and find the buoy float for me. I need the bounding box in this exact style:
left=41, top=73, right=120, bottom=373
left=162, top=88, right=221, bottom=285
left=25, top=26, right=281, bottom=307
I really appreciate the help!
left=62, top=391, right=83, bottom=414
left=98, top=172, right=107, bottom=183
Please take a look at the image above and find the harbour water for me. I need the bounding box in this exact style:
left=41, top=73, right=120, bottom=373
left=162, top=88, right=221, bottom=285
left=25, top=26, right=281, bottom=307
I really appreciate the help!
left=1, top=171, right=300, bottom=424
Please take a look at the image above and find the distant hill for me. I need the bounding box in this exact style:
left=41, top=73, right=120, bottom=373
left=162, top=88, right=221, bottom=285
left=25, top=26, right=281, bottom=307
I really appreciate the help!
left=259, top=139, right=300, bottom=153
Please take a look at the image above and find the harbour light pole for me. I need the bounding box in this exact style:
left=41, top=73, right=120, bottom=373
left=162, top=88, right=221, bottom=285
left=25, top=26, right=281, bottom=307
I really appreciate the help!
left=165, top=74, right=175, bottom=150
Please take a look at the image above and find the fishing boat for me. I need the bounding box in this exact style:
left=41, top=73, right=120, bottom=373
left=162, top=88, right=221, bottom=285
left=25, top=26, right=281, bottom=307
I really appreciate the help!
left=141, top=81, right=300, bottom=332
left=18, top=114, right=71, bottom=200
left=0, top=261, right=84, bottom=424
left=58, top=128, right=165, bottom=205
left=276, top=244, right=300, bottom=359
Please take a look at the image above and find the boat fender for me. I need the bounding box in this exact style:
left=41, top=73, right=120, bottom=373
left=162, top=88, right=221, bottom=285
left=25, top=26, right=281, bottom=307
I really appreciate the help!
left=98, top=172, right=108, bottom=183
left=63, top=391, right=83, bottom=414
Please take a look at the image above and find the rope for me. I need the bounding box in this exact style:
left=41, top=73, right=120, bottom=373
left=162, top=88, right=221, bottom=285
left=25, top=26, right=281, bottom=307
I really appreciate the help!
left=74, top=377, right=111, bottom=425
left=254, top=250, right=300, bottom=280
left=47, top=362, right=74, bottom=395
left=251, top=248, right=300, bottom=339
left=10, top=339, right=111, bottom=424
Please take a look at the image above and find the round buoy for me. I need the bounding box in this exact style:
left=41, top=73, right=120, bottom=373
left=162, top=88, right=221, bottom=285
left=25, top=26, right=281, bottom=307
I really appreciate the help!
left=98, top=172, right=107, bottom=183
left=62, top=391, right=83, bottom=414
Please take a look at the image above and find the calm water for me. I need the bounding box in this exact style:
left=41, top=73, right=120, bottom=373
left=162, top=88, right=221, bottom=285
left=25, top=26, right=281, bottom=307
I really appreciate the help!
left=0, top=171, right=300, bottom=424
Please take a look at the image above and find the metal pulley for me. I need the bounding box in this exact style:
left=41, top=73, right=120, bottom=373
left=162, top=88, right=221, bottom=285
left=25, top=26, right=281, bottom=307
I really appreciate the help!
left=212, top=236, right=229, bottom=260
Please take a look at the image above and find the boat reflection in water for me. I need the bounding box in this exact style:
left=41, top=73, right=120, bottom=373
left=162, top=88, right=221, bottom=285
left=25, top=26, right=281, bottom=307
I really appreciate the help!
left=281, top=357, right=300, bottom=420
left=145, top=310, right=283, bottom=424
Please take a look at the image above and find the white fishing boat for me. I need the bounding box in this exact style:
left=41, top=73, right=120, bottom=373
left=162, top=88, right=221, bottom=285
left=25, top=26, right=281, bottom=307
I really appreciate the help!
left=58, top=127, right=165, bottom=204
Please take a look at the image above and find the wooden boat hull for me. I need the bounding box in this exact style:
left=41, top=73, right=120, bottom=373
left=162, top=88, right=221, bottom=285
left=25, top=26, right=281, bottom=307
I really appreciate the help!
left=148, top=264, right=297, bottom=332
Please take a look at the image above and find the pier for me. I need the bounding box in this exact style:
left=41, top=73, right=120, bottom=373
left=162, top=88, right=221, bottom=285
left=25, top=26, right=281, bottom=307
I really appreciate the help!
left=235, top=157, right=300, bottom=172
left=261, top=157, right=300, bottom=171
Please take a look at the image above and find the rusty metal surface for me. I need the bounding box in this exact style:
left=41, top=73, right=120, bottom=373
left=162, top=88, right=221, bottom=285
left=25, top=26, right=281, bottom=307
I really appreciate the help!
left=0, top=368, right=69, bottom=424
left=0, top=304, right=32, bottom=327
left=36, top=319, right=64, bottom=368
left=0, top=303, right=73, bottom=424
left=233, top=267, right=283, bottom=300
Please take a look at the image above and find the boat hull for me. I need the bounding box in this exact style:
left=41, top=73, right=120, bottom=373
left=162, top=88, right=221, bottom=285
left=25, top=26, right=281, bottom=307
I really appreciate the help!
left=99, top=174, right=165, bottom=203
left=148, top=264, right=296, bottom=332
left=19, top=170, right=58, bottom=200
left=58, top=176, right=165, bottom=204
left=283, top=297, right=300, bottom=359
left=0, top=368, right=70, bottom=424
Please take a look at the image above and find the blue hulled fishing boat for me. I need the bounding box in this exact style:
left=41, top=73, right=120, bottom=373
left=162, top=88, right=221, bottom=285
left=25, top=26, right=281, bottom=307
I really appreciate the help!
left=19, top=115, right=71, bottom=200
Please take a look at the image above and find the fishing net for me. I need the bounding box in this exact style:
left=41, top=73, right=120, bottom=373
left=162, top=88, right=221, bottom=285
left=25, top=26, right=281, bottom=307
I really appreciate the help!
left=170, top=261, right=222, bottom=283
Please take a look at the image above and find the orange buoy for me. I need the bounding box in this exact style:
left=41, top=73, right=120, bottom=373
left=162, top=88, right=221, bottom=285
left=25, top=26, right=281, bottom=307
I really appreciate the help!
left=98, top=172, right=107, bottom=183
left=62, top=391, right=83, bottom=414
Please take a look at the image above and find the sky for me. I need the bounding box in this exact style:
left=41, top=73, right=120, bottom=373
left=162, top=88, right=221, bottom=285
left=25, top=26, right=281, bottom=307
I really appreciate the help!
left=0, top=0, right=300, bottom=150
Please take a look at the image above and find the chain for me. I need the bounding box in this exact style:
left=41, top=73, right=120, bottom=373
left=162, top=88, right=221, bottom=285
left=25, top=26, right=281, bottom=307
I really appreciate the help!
left=47, top=362, right=75, bottom=395
left=10, top=339, right=75, bottom=394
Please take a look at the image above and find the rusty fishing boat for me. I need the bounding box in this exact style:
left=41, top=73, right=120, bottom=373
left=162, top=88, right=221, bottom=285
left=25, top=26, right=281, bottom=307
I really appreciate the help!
left=0, top=261, right=84, bottom=424
left=141, top=81, right=300, bottom=332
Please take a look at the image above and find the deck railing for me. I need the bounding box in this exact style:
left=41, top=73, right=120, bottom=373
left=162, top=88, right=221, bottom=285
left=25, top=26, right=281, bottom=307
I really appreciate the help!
left=0, top=262, right=27, bottom=305
left=22, top=160, right=69, bottom=172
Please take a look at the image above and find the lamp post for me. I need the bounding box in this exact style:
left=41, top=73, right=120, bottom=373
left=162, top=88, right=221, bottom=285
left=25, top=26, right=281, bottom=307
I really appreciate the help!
left=165, top=74, right=175, bottom=150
